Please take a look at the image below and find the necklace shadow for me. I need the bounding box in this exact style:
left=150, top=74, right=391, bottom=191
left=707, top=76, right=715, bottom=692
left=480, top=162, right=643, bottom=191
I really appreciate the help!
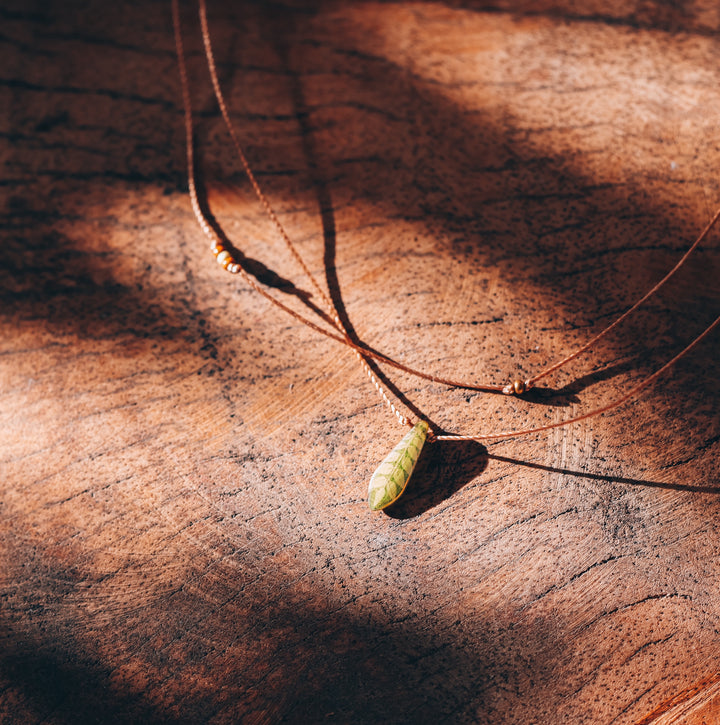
left=384, top=444, right=720, bottom=519
left=520, top=353, right=673, bottom=408
left=193, top=175, right=336, bottom=327
left=487, top=453, right=720, bottom=494
left=383, top=439, right=488, bottom=519
left=522, top=358, right=637, bottom=407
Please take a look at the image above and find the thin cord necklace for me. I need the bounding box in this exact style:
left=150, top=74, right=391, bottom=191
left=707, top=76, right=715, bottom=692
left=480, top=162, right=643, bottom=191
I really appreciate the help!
left=172, top=0, right=720, bottom=510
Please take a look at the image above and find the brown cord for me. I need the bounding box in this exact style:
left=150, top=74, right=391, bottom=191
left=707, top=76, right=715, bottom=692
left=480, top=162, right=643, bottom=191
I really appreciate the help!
left=197, top=0, right=338, bottom=318
left=173, top=0, right=349, bottom=347
left=195, top=0, right=720, bottom=401
left=193, top=0, right=506, bottom=395
left=435, top=312, right=720, bottom=441
left=526, top=206, right=720, bottom=388
left=175, top=0, right=422, bottom=426
left=175, top=0, right=720, bottom=439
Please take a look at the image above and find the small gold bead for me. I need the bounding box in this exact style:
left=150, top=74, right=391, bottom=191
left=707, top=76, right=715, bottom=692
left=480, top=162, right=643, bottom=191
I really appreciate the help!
left=216, top=250, right=232, bottom=266
left=513, top=379, right=526, bottom=395
left=211, top=244, right=224, bottom=255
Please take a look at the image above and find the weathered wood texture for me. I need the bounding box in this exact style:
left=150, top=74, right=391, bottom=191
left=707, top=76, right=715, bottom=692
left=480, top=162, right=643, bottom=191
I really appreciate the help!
left=2, top=1, right=720, bottom=722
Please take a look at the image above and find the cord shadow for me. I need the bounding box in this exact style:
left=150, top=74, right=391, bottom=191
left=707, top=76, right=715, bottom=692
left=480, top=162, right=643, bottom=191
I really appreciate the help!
left=521, top=358, right=639, bottom=407
left=487, top=453, right=720, bottom=493
left=192, top=171, right=335, bottom=326
left=271, top=21, right=434, bottom=424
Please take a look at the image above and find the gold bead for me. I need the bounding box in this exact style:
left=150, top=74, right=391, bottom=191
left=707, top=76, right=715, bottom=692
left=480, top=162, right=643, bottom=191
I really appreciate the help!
left=211, top=244, right=224, bottom=255
left=216, top=250, right=232, bottom=266
left=512, top=379, right=526, bottom=395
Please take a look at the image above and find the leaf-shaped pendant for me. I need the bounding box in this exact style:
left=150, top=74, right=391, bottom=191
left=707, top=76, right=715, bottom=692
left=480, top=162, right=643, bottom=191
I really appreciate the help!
left=368, top=420, right=429, bottom=510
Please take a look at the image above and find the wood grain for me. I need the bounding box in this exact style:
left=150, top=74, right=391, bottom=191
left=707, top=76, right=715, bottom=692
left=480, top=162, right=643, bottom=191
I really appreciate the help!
left=2, top=1, right=720, bottom=723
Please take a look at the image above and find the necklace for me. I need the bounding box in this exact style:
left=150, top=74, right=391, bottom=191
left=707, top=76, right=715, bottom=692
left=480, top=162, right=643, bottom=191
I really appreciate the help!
left=172, top=0, right=720, bottom=511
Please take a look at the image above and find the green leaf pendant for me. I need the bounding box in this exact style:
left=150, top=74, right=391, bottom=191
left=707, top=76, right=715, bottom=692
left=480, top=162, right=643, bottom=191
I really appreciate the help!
left=368, top=420, right=429, bottom=510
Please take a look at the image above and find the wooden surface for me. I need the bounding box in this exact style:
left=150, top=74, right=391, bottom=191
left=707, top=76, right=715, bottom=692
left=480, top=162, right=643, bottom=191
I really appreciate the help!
left=2, top=1, right=720, bottom=723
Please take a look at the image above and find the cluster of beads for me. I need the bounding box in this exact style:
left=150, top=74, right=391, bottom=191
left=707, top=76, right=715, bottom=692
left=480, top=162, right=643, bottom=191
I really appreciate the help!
left=211, top=243, right=241, bottom=274
left=502, top=379, right=533, bottom=396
